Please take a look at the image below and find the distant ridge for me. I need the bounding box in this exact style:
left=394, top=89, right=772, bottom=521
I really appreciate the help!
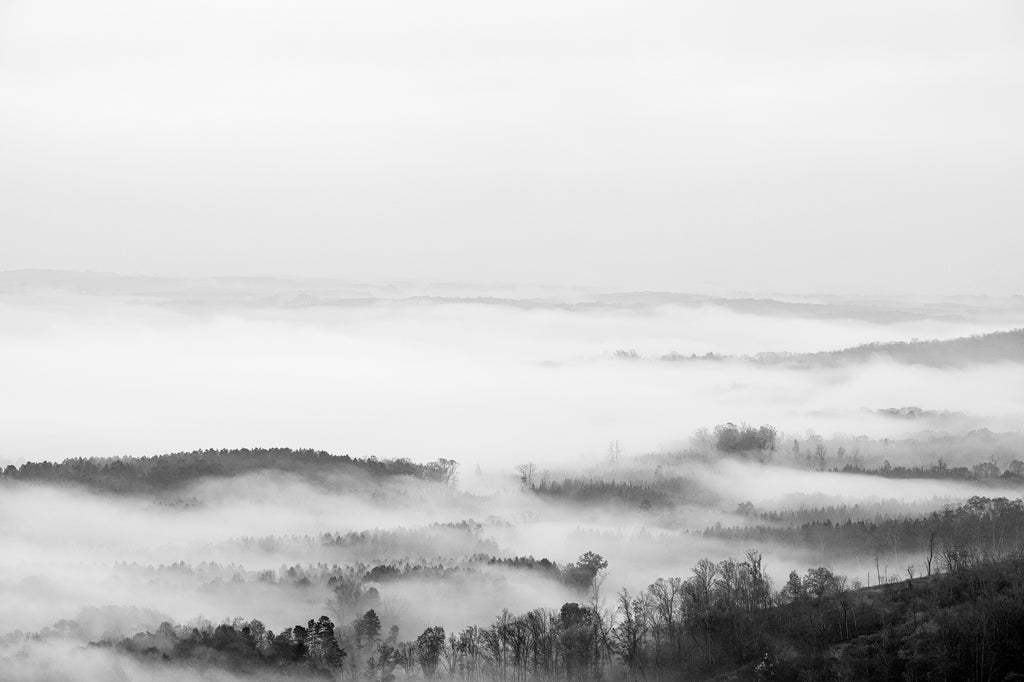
left=762, top=328, right=1024, bottom=367
left=6, top=270, right=1024, bottom=324
left=662, top=328, right=1024, bottom=368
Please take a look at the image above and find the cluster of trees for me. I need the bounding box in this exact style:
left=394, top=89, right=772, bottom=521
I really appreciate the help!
left=710, top=496, right=1024, bottom=571
left=319, top=523, right=501, bottom=562
left=529, top=476, right=718, bottom=510
left=695, top=425, right=1024, bottom=482
left=782, top=433, right=1024, bottom=480
left=611, top=548, right=1024, bottom=681
left=657, top=419, right=1024, bottom=474
left=611, top=550, right=776, bottom=677
left=713, top=423, right=777, bottom=462
left=350, top=550, right=606, bottom=596
left=96, top=616, right=347, bottom=677
left=0, top=448, right=459, bottom=492
left=358, top=554, right=595, bottom=593
left=358, top=554, right=593, bottom=591
left=837, top=459, right=1024, bottom=482
left=92, top=553, right=608, bottom=680
left=119, top=554, right=494, bottom=589
left=147, top=526, right=599, bottom=605
left=824, top=556, right=1024, bottom=680
left=737, top=499, right=943, bottom=525
left=95, top=547, right=1024, bottom=680
left=215, top=523, right=501, bottom=565
left=659, top=351, right=726, bottom=361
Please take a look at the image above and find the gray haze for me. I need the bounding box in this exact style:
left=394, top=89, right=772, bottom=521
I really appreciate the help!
left=2, top=281, right=1023, bottom=679
left=2, top=4, right=1024, bottom=679
left=2, top=282, right=1022, bottom=467
left=2, top=0, right=1023, bottom=293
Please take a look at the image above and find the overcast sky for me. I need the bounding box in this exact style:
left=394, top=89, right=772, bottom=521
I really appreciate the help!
left=1, top=0, right=1021, bottom=294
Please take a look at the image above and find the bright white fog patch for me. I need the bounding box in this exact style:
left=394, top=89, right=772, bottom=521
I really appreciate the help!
left=0, top=293, right=1021, bottom=468
left=1, top=639, right=302, bottom=682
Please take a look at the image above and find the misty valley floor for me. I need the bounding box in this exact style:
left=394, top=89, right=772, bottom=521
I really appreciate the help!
left=2, top=284, right=1024, bottom=680
left=3, top=442, right=1024, bottom=681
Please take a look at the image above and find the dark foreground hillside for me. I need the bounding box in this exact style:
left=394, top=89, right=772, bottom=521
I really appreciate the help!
left=755, top=558, right=1024, bottom=681
left=25, top=548, right=1018, bottom=681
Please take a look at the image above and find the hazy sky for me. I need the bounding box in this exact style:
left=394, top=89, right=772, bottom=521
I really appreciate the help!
left=1, top=1, right=1022, bottom=294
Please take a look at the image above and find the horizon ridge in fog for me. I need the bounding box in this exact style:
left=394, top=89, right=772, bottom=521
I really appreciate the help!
left=3, top=267, right=1024, bottom=301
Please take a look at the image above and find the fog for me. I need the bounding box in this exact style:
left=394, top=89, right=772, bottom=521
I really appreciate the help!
left=0, top=461, right=968, bottom=638
left=1, top=280, right=1023, bottom=679
left=4, top=0, right=1022, bottom=676
left=2, top=287, right=1022, bottom=468
left=1, top=639, right=303, bottom=682
left=0, top=429, right=1017, bottom=633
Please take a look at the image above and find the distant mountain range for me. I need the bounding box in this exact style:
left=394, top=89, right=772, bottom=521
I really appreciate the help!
left=2, top=269, right=1022, bottom=324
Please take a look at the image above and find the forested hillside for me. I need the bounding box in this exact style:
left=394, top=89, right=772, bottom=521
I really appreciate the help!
left=46, top=543, right=1024, bottom=681
left=0, top=448, right=458, bottom=492
left=661, top=328, right=1024, bottom=368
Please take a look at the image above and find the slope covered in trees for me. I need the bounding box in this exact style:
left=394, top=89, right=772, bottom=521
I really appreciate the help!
left=5, top=437, right=1024, bottom=679
left=766, top=328, right=1024, bottom=367
left=661, top=328, right=1024, bottom=368
left=0, top=448, right=458, bottom=493
left=708, top=496, right=1024, bottom=568
left=42, top=544, right=1024, bottom=681
left=529, top=476, right=719, bottom=510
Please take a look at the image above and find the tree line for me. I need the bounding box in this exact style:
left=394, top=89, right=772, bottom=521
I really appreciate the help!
left=708, top=496, right=1024, bottom=572
left=527, top=476, right=718, bottom=510
left=704, top=423, right=1024, bottom=482
left=112, top=551, right=606, bottom=601
left=90, top=546, right=1024, bottom=680
left=0, top=448, right=459, bottom=492
left=659, top=328, right=1024, bottom=368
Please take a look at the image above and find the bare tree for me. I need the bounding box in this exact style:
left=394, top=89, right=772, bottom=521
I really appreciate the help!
left=514, top=462, right=537, bottom=490
left=886, top=528, right=900, bottom=567
left=814, top=444, right=827, bottom=471
left=925, top=530, right=937, bottom=577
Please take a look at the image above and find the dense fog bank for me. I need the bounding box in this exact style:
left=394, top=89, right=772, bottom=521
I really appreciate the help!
left=2, top=281, right=1023, bottom=679
left=2, top=287, right=1022, bottom=468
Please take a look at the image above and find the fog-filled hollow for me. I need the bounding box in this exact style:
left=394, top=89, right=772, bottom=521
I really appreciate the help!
left=2, top=292, right=1022, bottom=469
